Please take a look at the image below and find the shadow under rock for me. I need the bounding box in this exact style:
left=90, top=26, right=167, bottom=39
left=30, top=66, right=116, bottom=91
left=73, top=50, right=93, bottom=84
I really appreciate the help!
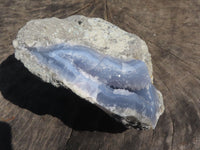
left=0, top=121, right=12, bottom=150
left=0, top=54, right=126, bottom=133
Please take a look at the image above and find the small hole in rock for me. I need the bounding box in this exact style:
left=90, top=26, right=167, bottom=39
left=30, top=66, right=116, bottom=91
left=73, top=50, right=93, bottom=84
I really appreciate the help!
left=78, top=21, right=82, bottom=25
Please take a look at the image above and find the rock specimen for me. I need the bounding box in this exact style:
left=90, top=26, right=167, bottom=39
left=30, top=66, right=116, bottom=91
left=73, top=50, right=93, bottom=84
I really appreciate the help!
left=13, top=15, right=164, bottom=129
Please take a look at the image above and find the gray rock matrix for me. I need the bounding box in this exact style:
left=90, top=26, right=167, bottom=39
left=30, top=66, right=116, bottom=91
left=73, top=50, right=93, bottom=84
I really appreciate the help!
left=13, top=15, right=164, bottom=129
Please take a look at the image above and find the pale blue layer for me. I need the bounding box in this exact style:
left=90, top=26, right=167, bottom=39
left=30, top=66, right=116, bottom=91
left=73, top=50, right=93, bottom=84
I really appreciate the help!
left=29, top=44, right=160, bottom=127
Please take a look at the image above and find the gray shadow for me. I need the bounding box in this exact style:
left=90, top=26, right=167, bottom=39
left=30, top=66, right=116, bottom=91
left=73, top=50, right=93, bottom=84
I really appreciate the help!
left=0, top=121, right=12, bottom=150
left=0, top=54, right=126, bottom=133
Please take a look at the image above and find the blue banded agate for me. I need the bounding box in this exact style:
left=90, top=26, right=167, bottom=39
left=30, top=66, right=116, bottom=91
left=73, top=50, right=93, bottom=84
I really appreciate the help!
left=28, top=44, right=161, bottom=128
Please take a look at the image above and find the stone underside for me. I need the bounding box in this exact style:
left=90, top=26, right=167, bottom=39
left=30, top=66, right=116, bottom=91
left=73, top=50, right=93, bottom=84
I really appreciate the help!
left=13, top=15, right=164, bottom=129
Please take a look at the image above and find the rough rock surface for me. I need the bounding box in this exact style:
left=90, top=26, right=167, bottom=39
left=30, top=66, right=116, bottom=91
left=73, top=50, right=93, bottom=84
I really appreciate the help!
left=13, top=15, right=164, bottom=129
left=13, top=15, right=153, bottom=79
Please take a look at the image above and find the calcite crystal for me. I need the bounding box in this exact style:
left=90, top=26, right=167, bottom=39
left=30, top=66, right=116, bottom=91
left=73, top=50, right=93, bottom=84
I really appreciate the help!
left=13, top=15, right=164, bottom=129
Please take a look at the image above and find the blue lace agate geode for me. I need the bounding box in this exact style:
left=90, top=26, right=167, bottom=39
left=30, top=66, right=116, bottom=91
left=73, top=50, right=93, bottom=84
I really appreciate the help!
left=27, top=44, right=162, bottom=129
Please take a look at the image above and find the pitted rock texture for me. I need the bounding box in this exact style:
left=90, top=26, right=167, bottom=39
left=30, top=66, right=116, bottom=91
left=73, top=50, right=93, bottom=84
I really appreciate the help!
left=13, top=15, right=153, bottom=80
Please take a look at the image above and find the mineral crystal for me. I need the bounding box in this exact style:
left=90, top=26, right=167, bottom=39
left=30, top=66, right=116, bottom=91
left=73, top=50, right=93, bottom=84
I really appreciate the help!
left=13, top=15, right=164, bottom=129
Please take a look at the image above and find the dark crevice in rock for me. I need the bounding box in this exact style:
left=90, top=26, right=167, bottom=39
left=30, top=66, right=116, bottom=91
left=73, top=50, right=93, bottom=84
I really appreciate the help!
left=78, top=20, right=82, bottom=25
left=109, top=85, right=134, bottom=93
